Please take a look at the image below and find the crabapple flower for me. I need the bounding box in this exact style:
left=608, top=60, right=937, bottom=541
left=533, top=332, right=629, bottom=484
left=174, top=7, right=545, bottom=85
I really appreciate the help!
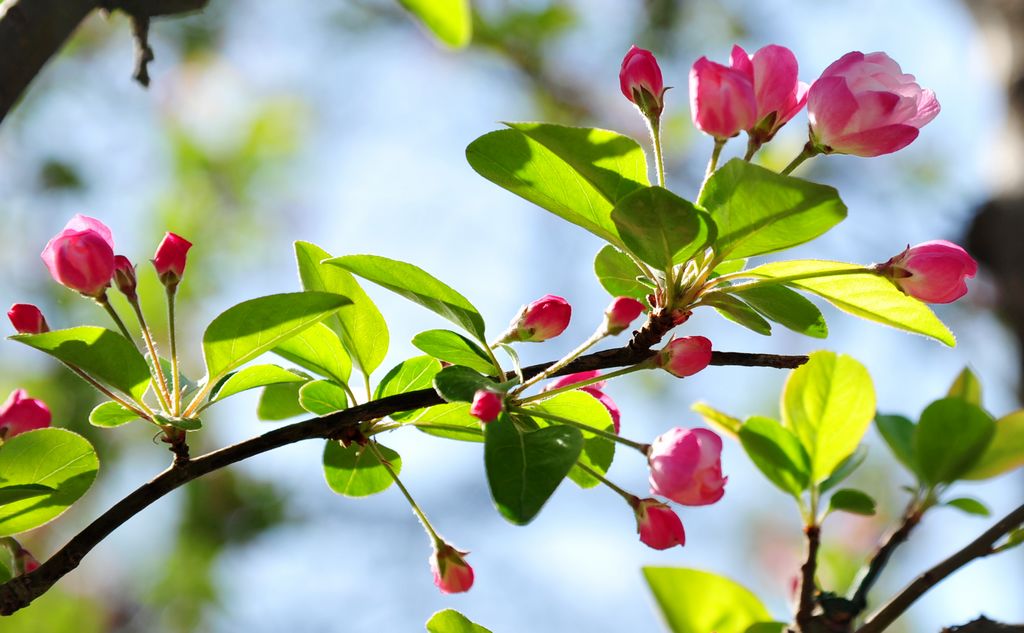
left=500, top=294, right=571, bottom=343
left=633, top=498, right=686, bottom=550
left=152, top=232, right=193, bottom=288
left=656, top=336, right=712, bottom=378
left=807, top=51, right=939, bottom=157
left=604, top=296, right=645, bottom=336
left=430, top=543, right=474, bottom=594
left=620, top=45, right=665, bottom=117
left=729, top=44, right=809, bottom=142
left=40, top=214, right=115, bottom=297
left=470, top=389, right=503, bottom=423
left=648, top=427, right=727, bottom=506
left=879, top=240, right=977, bottom=304
left=689, top=55, right=757, bottom=139
left=113, top=255, right=138, bottom=301
left=8, top=304, right=49, bottom=334
left=0, top=389, right=52, bottom=439
left=544, top=370, right=621, bottom=433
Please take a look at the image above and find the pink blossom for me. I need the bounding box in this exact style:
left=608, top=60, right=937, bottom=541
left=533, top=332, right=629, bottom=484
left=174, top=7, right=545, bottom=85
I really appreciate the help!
left=7, top=304, right=49, bottom=334
left=648, top=427, right=727, bottom=506
left=469, top=389, right=503, bottom=423
left=604, top=296, right=645, bottom=336
left=40, top=215, right=115, bottom=297
left=634, top=498, right=686, bottom=549
left=807, top=51, right=939, bottom=157
left=544, top=370, right=621, bottom=433
left=689, top=55, right=757, bottom=139
left=620, top=46, right=665, bottom=116
left=501, top=294, right=571, bottom=343
left=153, top=232, right=193, bottom=287
left=881, top=240, right=977, bottom=303
left=430, top=543, right=474, bottom=594
left=0, top=389, right=52, bottom=439
left=729, top=44, right=809, bottom=142
left=656, top=336, right=712, bottom=378
left=113, top=255, right=138, bottom=300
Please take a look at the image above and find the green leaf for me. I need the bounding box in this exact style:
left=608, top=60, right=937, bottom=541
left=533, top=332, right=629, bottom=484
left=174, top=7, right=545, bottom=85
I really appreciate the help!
left=322, top=441, right=400, bottom=497
left=210, top=365, right=305, bottom=402
left=298, top=380, right=349, bottom=416
left=0, top=558, right=9, bottom=583
left=733, top=285, right=828, bottom=339
left=828, top=488, right=877, bottom=516
left=412, top=329, right=495, bottom=375
left=272, top=322, right=352, bottom=385
left=328, top=254, right=486, bottom=342
left=466, top=124, right=649, bottom=246
left=375, top=356, right=442, bottom=421
left=782, top=351, right=876, bottom=483
left=397, top=0, right=471, bottom=48
left=610, top=186, right=714, bottom=269
left=691, top=402, right=742, bottom=440
left=0, top=429, right=99, bottom=536
left=484, top=414, right=583, bottom=525
left=745, top=624, right=787, bottom=633
left=12, top=327, right=151, bottom=401
left=202, top=292, right=350, bottom=382
left=875, top=414, right=919, bottom=476
left=914, top=398, right=995, bottom=484
left=152, top=412, right=202, bottom=431
left=425, top=609, right=493, bottom=633
left=712, top=259, right=748, bottom=276
left=0, top=484, right=55, bottom=506
left=819, top=446, right=867, bottom=493
left=703, top=293, right=772, bottom=336
left=528, top=391, right=616, bottom=489
left=945, top=497, right=990, bottom=517
left=699, top=159, right=847, bottom=260
left=643, top=567, right=771, bottom=633
left=88, top=401, right=140, bottom=428
left=738, top=416, right=811, bottom=497
left=962, top=410, right=1024, bottom=480
left=433, top=365, right=497, bottom=403
left=594, top=245, right=652, bottom=302
left=947, top=367, right=983, bottom=406
left=295, top=241, right=389, bottom=376
left=743, top=260, right=955, bottom=346
left=411, top=403, right=484, bottom=443
left=257, top=381, right=308, bottom=420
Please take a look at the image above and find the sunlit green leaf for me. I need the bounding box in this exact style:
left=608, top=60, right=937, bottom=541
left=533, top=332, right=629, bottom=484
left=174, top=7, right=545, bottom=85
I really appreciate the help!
left=828, top=488, right=876, bottom=516
left=610, top=186, right=714, bottom=269
left=691, top=402, right=742, bottom=440
left=594, top=245, right=652, bottom=302
left=915, top=398, right=994, bottom=484
left=819, top=446, right=867, bottom=493
left=528, top=390, right=616, bottom=488
left=299, top=380, right=349, bottom=416
left=397, top=0, right=472, bottom=48
left=738, top=416, right=810, bottom=497
left=411, top=403, right=483, bottom=443
left=425, top=609, right=493, bottom=633
left=875, top=414, right=919, bottom=477
left=323, top=441, right=400, bottom=497
left=0, top=484, right=54, bottom=506
left=412, top=330, right=495, bottom=375
left=733, top=285, right=828, bottom=339
left=375, top=356, right=442, bottom=421
left=257, top=381, right=308, bottom=421
left=210, top=365, right=305, bottom=402
left=272, top=322, right=352, bottom=385
left=962, top=410, right=1024, bottom=480
left=703, top=293, right=772, bottom=336
left=945, top=497, right=990, bottom=516
left=947, top=367, right=982, bottom=406
left=88, top=401, right=141, bottom=428
left=643, top=567, right=771, bottom=633
left=433, top=365, right=497, bottom=403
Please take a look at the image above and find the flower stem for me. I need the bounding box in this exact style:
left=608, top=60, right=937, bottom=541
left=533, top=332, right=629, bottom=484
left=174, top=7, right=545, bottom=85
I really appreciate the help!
left=61, top=361, right=154, bottom=422
left=744, top=136, right=760, bottom=161
left=165, top=287, right=182, bottom=416
left=128, top=298, right=173, bottom=413
left=575, top=462, right=636, bottom=504
left=369, top=441, right=442, bottom=546
left=697, top=266, right=868, bottom=300
left=517, top=364, right=645, bottom=403
left=704, top=138, right=727, bottom=180
left=648, top=116, right=666, bottom=188
left=781, top=142, right=820, bottom=176
left=95, top=293, right=134, bottom=344
left=510, top=329, right=607, bottom=397
left=509, top=406, right=650, bottom=454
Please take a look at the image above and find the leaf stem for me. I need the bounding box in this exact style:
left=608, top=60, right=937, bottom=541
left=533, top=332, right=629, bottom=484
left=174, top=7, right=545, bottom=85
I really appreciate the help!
left=61, top=361, right=153, bottom=422
left=128, top=298, right=173, bottom=413
left=368, top=441, right=443, bottom=546
left=699, top=266, right=869, bottom=297
left=95, top=293, right=135, bottom=345
left=510, top=406, right=649, bottom=454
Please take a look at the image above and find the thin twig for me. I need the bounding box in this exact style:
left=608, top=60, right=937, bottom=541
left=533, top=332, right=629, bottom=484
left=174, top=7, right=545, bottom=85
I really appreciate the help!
left=795, top=524, right=821, bottom=629
left=850, top=502, right=924, bottom=613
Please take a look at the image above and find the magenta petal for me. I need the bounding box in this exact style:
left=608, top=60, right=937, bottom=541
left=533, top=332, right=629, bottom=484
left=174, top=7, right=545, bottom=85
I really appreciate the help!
left=751, top=44, right=800, bottom=120
left=808, top=76, right=859, bottom=142
left=64, top=215, right=114, bottom=249
left=829, top=124, right=920, bottom=157
left=729, top=44, right=753, bottom=76
left=820, top=51, right=865, bottom=79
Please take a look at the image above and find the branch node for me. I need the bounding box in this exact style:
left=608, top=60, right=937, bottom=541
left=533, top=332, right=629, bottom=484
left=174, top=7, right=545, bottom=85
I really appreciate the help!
left=129, top=12, right=153, bottom=87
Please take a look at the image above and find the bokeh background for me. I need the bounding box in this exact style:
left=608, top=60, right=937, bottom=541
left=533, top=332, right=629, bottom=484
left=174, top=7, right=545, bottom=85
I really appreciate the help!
left=1, top=0, right=1022, bottom=631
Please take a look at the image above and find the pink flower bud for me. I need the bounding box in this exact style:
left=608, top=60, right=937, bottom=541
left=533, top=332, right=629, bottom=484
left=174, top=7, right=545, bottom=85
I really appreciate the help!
left=656, top=336, right=712, bottom=378
left=8, top=304, right=49, bottom=334
left=15, top=549, right=39, bottom=574
left=633, top=498, right=686, bottom=549
left=729, top=44, right=809, bottom=142
left=0, top=389, right=52, bottom=439
left=807, top=51, right=939, bottom=157
left=501, top=294, right=571, bottom=343
left=113, top=255, right=138, bottom=301
left=880, top=240, right=978, bottom=304
left=604, top=297, right=645, bottom=335
left=40, top=214, right=115, bottom=297
left=430, top=543, right=474, bottom=594
left=152, top=232, right=193, bottom=288
left=689, top=56, right=757, bottom=139
left=470, top=389, right=503, bottom=423
left=544, top=371, right=621, bottom=433
left=620, top=45, right=665, bottom=117
left=648, top=427, right=727, bottom=506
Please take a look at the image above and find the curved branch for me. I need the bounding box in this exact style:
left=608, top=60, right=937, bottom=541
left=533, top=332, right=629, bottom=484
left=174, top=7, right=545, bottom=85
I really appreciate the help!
left=0, top=347, right=805, bottom=614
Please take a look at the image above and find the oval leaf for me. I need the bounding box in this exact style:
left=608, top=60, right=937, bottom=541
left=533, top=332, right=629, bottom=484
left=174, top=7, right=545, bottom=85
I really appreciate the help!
left=426, top=609, right=493, bottom=633
left=962, top=410, right=1024, bottom=480
left=375, top=356, right=442, bottom=421
left=947, top=367, right=982, bottom=406
left=610, top=186, right=714, bottom=269
left=0, top=429, right=99, bottom=536
left=691, top=402, right=742, bottom=440
left=875, top=414, right=919, bottom=477
left=257, top=381, right=308, bottom=421
left=828, top=488, right=877, bottom=516
left=89, top=401, right=141, bottom=428
left=0, top=484, right=55, bottom=506
left=397, top=0, right=472, bottom=48
left=327, top=254, right=486, bottom=342
left=738, top=416, right=811, bottom=497
left=642, top=567, right=771, bottom=633
left=528, top=390, right=616, bottom=489
left=433, top=365, right=497, bottom=404
left=412, top=329, right=495, bottom=375
left=323, top=441, right=400, bottom=497
left=945, top=497, right=991, bottom=517
left=211, top=365, right=305, bottom=402
left=411, top=403, right=484, bottom=443
left=914, top=398, right=994, bottom=485
left=203, top=292, right=350, bottom=381
left=272, top=322, right=352, bottom=385
left=299, top=380, right=349, bottom=416
left=703, top=293, right=772, bottom=336
left=594, top=245, right=653, bottom=302
left=12, top=327, right=151, bottom=401
left=733, top=284, right=828, bottom=339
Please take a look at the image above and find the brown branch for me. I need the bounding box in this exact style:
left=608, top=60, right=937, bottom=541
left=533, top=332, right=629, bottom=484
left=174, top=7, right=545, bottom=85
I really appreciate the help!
left=0, top=0, right=207, bottom=124
left=0, top=346, right=805, bottom=614
left=849, top=502, right=925, bottom=613
left=942, top=616, right=1024, bottom=633
left=856, top=503, right=1024, bottom=633
left=796, top=524, right=822, bottom=630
